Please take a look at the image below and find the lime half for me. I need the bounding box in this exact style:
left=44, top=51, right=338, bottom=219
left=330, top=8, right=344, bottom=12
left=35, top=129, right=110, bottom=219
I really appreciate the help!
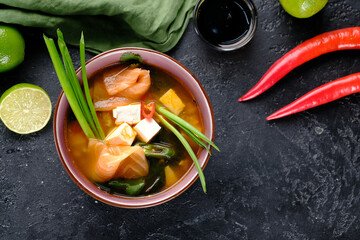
left=0, top=83, right=52, bottom=134
left=279, top=0, right=328, bottom=18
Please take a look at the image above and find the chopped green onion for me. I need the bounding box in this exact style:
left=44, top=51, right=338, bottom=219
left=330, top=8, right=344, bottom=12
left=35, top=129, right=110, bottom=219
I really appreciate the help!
left=138, top=143, right=175, bottom=159
left=156, top=113, right=207, bottom=193
left=156, top=104, right=219, bottom=152
left=80, top=32, right=105, bottom=140
left=43, top=35, right=95, bottom=139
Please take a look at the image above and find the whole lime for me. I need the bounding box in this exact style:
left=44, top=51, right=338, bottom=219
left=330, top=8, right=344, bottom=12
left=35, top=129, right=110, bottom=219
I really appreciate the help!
left=0, top=25, right=25, bottom=73
left=279, top=0, right=328, bottom=18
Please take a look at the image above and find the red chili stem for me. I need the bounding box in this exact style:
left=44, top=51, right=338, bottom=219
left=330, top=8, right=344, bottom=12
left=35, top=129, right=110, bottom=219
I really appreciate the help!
left=239, top=27, right=360, bottom=102
left=266, top=73, right=360, bottom=120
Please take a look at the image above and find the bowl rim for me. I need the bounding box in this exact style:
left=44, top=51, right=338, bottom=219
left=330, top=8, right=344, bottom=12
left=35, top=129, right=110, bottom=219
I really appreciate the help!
left=53, top=47, right=215, bottom=208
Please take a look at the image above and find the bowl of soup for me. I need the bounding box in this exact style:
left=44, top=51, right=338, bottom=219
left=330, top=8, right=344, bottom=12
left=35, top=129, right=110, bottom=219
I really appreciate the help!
left=53, top=47, right=215, bottom=208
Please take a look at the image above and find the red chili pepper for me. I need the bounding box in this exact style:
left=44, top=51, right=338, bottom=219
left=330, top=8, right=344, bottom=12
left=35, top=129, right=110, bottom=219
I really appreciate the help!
left=141, top=100, right=155, bottom=119
left=239, top=27, right=360, bottom=102
left=266, top=73, right=360, bottom=120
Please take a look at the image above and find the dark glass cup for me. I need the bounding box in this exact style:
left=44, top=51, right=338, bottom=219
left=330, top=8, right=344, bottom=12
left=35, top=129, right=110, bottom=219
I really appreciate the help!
left=194, top=0, right=258, bottom=51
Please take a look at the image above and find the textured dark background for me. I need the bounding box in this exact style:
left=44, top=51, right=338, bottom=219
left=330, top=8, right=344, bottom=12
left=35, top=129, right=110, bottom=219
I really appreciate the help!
left=2, top=0, right=360, bottom=239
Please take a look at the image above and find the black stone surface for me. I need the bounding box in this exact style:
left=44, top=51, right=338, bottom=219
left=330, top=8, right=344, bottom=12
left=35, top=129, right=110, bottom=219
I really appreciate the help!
left=2, top=0, right=360, bottom=239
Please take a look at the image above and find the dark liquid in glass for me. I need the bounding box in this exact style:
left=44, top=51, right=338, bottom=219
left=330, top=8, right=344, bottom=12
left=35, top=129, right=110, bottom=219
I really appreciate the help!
left=196, top=0, right=251, bottom=46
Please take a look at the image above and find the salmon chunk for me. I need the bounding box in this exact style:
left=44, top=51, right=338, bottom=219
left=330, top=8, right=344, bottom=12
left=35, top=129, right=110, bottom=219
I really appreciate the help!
left=95, top=145, right=148, bottom=182
left=104, top=68, right=142, bottom=95
left=104, top=67, right=151, bottom=100
left=119, top=69, right=151, bottom=100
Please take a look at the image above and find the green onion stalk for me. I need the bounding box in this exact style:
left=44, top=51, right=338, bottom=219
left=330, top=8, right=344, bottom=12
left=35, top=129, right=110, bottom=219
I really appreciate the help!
left=43, top=29, right=104, bottom=140
left=155, top=105, right=219, bottom=194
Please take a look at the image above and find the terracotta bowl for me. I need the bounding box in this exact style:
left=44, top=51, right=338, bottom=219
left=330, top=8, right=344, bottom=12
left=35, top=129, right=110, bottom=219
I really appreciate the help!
left=53, top=47, right=215, bottom=208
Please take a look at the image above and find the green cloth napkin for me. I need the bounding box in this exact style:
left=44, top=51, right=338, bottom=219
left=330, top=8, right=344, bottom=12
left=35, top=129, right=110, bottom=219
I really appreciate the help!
left=0, top=0, right=197, bottom=53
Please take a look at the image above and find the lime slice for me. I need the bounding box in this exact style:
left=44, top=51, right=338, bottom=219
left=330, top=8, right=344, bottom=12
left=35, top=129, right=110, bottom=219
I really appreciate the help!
left=0, top=25, right=25, bottom=73
left=279, top=0, right=328, bottom=18
left=0, top=83, right=52, bottom=134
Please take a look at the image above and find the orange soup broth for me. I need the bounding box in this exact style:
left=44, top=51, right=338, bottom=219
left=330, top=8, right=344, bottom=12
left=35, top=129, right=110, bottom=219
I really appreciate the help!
left=65, top=63, right=204, bottom=194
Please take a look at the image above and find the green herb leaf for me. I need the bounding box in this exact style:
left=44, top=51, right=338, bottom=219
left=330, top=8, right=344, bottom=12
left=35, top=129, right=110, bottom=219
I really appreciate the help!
left=109, top=178, right=145, bottom=196
left=120, top=52, right=143, bottom=63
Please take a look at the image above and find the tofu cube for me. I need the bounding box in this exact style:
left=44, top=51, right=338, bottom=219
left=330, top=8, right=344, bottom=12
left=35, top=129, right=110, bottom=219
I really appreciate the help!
left=134, top=118, right=161, bottom=143
left=113, top=103, right=141, bottom=125
left=105, top=122, right=137, bottom=146
left=160, top=89, right=185, bottom=115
